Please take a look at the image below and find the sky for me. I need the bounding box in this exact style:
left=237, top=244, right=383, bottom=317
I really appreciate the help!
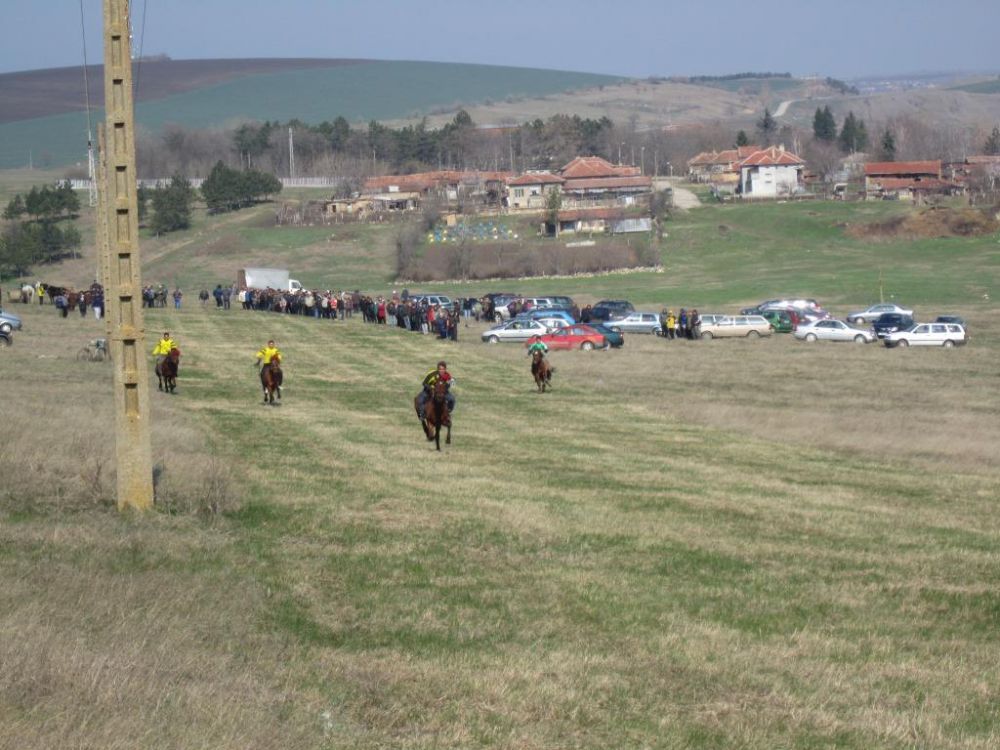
left=1, top=0, right=998, bottom=79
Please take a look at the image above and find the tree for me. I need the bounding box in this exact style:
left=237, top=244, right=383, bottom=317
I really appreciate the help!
left=985, top=125, right=1000, bottom=155
left=150, top=175, right=194, bottom=235
left=735, top=130, right=749, bottom=147
left=545, top=188, right=562, bottom=234
left=137, top=184, right=150, bottom=225
left=839, top=111, right=868, bottom=153
left=879, top=128, right=897, bottom=161
left=813, top=106, right=837, bottom=142
left=756, top=108, right=777, bottom=143
left=3, top=194, right=25, bottom=221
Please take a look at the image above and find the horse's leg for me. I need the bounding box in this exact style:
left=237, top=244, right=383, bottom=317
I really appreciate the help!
left=434, top=419, right=441, bottom=451
left=445, top=421, right=451, bottom=445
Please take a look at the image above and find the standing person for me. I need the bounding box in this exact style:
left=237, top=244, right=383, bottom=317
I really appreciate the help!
left=689, top=309, right=700, bottom=340
left=92, top=288, right=104, bottom=320
left=255, top=339, right=283, bottom=399
left=173, top=288, right=183, bottom=309
left=36, top=281, right=45, bottom=305
left=222, top=286, right=232, bottom=310
left=199, top=288, right=209, bottom=307
left=78, top=292, right=88, bottom=317
left=678, top=308, right=688, bottom=339
left=664, top=309, right=675, bottom=340
left=152, top=331, right=178, bottom=373
left=213, top=285, right=223, bottom=308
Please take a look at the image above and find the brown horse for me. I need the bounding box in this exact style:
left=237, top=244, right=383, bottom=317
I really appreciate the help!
left=260, top=354, right=282, bottom=405
left=415, top=379, right=451, bottom=450
left=531, top=350, right=553, bottom=393
left=155, top=347, right=180, bottom=393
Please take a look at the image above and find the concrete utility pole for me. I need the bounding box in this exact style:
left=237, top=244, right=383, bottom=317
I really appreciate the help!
left=288, top=126, right=295, bottom=179
left=99, top=0, right=154, bottom=511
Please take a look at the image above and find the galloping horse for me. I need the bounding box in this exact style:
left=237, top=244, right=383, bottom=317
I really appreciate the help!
left=531, top=351, right=553, bottom=393
left=416, top=379, right=451, bottom=451
left=261, top=353, right=282, bottom=405
left=156, top=347, right=180, bottom=393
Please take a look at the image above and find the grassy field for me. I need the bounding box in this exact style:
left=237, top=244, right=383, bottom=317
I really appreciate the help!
left=2, top=193, right=1000, bottom=748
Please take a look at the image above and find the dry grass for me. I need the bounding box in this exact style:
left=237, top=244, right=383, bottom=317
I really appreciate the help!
left=2, top=278, right=999, bottom=748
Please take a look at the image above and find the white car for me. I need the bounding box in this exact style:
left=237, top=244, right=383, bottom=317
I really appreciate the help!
left=794, top=319, right=875, bottom=343
left=846, top=303, right=913, bottom=324
left=605, top=312, right=663, bottom=335
left=884, top=323, right=967, bottom=348
left=0, top=307, right=23, bottom=333
left=481, top=318, right=550, bottom=344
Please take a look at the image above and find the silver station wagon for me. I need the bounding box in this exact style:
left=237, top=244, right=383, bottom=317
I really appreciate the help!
left=699, top=315, right=772, bottom=340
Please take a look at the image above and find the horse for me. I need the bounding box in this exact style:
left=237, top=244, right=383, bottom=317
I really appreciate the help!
left=260, top=353, right=282, bottom=405
left=531, top=350, right=553, bottom=393
left=155, top=347, right=180, bottom=393
left=415, top=379, right=451, bottom=451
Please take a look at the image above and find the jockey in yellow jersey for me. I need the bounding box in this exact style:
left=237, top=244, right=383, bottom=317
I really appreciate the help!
left=152, top=331, right=177, bottom=371
left=255, top=340, right=282, bottom=397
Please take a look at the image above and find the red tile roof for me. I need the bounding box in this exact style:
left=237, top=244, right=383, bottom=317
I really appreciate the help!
left=738, top=146, right=805, bottom=167
left=561, top=176, right=653, bottom=191
left=560, top=156, right=640, bottom=178
left=864, top=161, right=941, bottom=177
left=507, top=172, right=565, bottom=186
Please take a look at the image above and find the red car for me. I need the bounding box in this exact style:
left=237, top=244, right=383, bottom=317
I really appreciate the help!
left=527, top=324, right=607, bottom=351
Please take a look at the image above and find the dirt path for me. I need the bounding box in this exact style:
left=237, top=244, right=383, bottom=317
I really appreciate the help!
left=670, top=182, right=701, bottom=210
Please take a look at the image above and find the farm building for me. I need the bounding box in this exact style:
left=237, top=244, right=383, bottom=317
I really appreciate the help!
left=864, top=161, right=959, bottom=200
left=738, top=145, right=806, bottom=199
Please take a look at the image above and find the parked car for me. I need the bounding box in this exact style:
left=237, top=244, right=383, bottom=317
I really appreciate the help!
left=793, top=319, right=875, bottom=343
left=519, top=308, right=576, bottom=326
left=485, top=293, right=521, bottom=321
left=481, top=318, right=550, bottom=344
left=0, top=307, right=23, bottom=333
left=699, top=315, right=772, bottom=339
left=529, top=324, right=607, bottom=351
left=872, top=313, right=915, bottom=339
left=934, top=315, right=966, bottom=326
left=759, top=309, right=794, bottom=333
left=546, top=295, right=575, bottom=309
left=0, top=329, right=11, bottom=347
left=884, top=322, right=968, bottom=348
left=589, top=300, right=635, bottom=322
left=604, top=311, right=663, bottom=335
left=696, top=313, right=728, bottom=326
left=589, top=323, right=624, bottom=348
left=847, top=303, right=913, bottom=325
left=410, top=294, right=455, bottom=311
left=520, top=314, right=572, bottom=332
left=742, top=298, right=821, bottom=315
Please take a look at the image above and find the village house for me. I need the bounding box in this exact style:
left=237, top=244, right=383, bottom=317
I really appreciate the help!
left=738, top=145, right=806, bottom=199
left=506, top=172, right=565, bottom=210
left=558, top=156, right=653, bottom=208
left=687, top=146, right=760, bottom=183
left=863, top=160, right=958, bottom=200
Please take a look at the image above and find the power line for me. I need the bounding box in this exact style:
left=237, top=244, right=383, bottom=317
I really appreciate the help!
left=79, top=0, right=96, bottom=206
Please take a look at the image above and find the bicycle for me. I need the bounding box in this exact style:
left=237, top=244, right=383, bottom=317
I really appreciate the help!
left=76, top=338, right=110, bottom=362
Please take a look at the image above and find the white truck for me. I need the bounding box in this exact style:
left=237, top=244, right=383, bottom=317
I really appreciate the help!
left=237, top=267, right=303, bottom=292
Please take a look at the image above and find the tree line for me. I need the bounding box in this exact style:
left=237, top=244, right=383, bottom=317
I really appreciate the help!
left=1, top=183, right=81, bottom=279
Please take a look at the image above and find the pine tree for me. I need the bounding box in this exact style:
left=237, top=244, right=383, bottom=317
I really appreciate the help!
left=757, top=108, right=777, bottom=142
left=150, top=175, right=193, bottom=235
left=985, top=125, right=1000, bottom=155
left=838, top=111, right=868, bottom=153
left=879, top=129, right=896, bottom=161
left=736, top=130, right=749, bottom=147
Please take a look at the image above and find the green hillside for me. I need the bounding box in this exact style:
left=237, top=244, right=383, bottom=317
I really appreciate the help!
left=0, top=60, right=621, bottom=169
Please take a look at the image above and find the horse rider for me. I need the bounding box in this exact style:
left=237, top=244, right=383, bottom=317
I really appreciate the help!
left=527, top=336, right=549, bottom=360
left=416, top=360, right=455, bottom=422
left=152, top=331, right=178, bottom=372
left=255, top=339, right=283, bottom=397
